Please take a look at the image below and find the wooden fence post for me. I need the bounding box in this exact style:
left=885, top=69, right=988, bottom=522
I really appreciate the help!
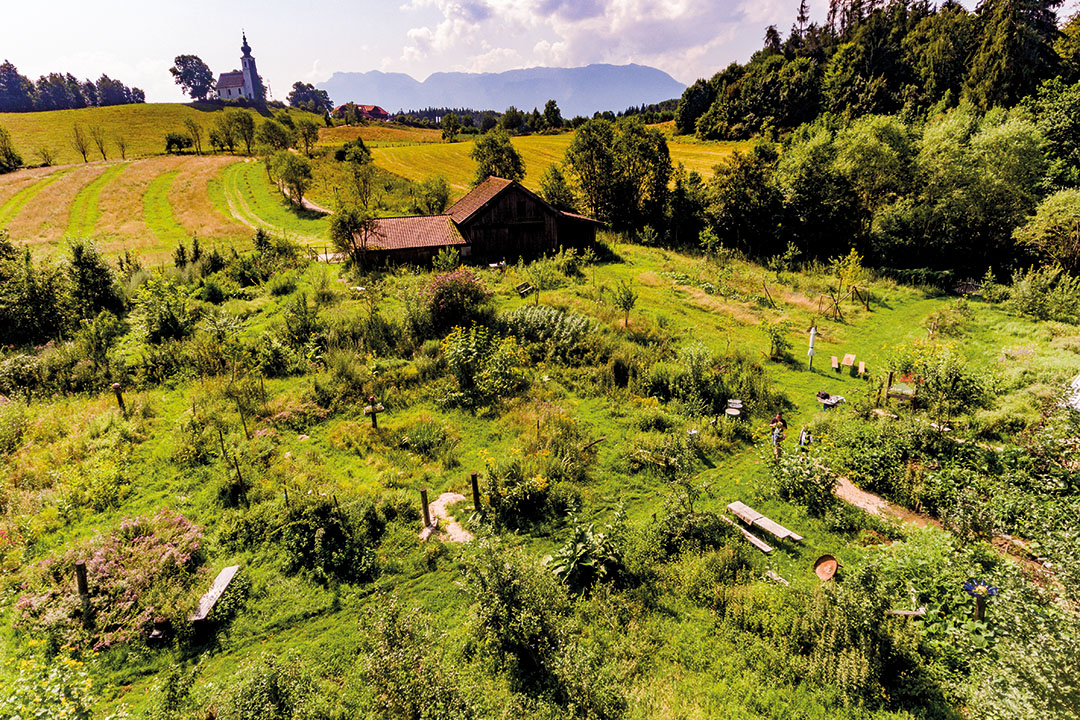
left=471, top=472, right=481, bottom=512
left=111, top=383, right=126, bottom=416
left=75, top=561, right=90, bottom=625
left=420, top=489, right=431, bottom=527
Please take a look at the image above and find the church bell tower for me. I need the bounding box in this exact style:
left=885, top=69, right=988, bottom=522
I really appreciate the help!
left=240, top=32, right=261, bottom=101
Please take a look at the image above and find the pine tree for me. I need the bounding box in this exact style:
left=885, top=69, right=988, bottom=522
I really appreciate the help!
left=964, top=0, right=1063, bottom=109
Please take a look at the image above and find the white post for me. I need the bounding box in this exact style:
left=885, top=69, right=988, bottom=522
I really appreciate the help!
left=808, top=326, right=817, bottom=371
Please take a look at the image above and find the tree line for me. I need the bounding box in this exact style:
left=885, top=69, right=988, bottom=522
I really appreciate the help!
left=0, top=61, right=144, bottom=113
left=676, top=0, right=1070, bottom=140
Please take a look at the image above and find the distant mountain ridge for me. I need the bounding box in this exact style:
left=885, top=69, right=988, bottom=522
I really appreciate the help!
left=318, top=64, right=686, bottom=118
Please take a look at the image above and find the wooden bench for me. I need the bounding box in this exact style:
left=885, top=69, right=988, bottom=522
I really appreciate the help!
left=189, top=565, right=239, bottom=623
left=727, top=501, right=804, bottom=542
left=858, top=361, right=866, bottom=377
left=720, top=513, right=773, bottom=554
left=515, top=282, right=534, bottom=297
left=831, top=356, right=840, bottom=371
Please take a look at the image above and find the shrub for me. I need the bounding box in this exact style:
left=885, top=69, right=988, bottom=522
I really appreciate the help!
left=441, top=326, right=528, bottom=408
left=0, top=400, right=27, bottom=454
left=15, top=509, right=205, bottom=651
left=431, top=246, right=461, bottom=272
left=276, top=498, right=384, bottom=583
left=165, top=132, right=193, bottom=153
left=463, top=539, right=569, bottom=688
left=423, top=268, right=492, bottom=333
left=500, top=304, right=596, bottom=362
left=1007, top=263, right=1080, bottom=323
left=546, top=513, right=625, bottom=593
left=361, top=598, right=475, bottom=719
left=768, top=446, right=837, bottom=516
left=216, top=652, right=315, bottom=720
left=134, top=276, right=194, bottom=344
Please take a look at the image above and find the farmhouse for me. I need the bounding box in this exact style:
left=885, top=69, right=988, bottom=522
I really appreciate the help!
left=332, top=104, right=391, bottom=121
left=215, top=33, right=262, bottom=101
left=358, top=176, right=601, bottom=264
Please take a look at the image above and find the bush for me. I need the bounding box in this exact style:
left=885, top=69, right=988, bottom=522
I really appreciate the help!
left=463, top=539, right=569, bottom=688
left=216, top=652, right=316, bottom=720
left=423, top=268, right=492, bottom=333
left=276, top=497, right=384, bottom=583
left=441, top=326, right=528, bottom=408
left=500, top=304, right=596, bottom=362
left=768, top=446, right=837, bottom=516
left=1007, top=263, right=1080, bottom=323
left=15, top=509, right=205, bottom=651
left=134, top=276, right=194, bottom=344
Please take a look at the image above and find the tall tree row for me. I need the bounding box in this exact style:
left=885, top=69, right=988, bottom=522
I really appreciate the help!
left=0, top=61, right=144, bottom=113
left=676, top=0, right=1067, bottom=140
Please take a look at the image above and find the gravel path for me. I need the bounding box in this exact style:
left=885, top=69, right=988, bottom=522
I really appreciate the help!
left=418, top=492, right=474, bottom=543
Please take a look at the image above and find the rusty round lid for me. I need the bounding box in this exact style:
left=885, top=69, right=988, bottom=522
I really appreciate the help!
left=814, top=554, right=839, bottom=581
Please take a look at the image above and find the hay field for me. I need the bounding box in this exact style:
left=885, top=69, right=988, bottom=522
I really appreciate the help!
left=3, top=163, right=109, bottom=248
left=169, top=155, right=249, bottom=242
left=371, top=132, right=747, bottom=199
left=0, top=103, right=324, bottom=166
left=317, top=122, right=442, bottom=147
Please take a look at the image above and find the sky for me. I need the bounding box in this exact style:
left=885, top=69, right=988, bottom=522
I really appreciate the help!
left=0, top=0, right=1074, bottom=104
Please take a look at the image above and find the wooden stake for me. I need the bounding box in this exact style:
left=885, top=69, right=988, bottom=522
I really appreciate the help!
left=75, top=561, right=90, bottom=625
left=471, top=472, right=481, bottom=512
left=420, top=489, right=431, bottom=527
left=111, top=383, right=126, bottom=416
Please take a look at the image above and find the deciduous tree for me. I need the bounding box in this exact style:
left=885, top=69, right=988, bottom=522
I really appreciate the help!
left=170, top=55, right=215, bottom=101
left=469, top=129, right=525, bottom=186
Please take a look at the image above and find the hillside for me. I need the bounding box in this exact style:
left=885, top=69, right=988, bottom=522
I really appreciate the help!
left=0, top=238, right=1077, bottom=719
left=319, top=63, right=687, bottom=117
left=369, top=132, right=746, bottom=197
left=0, top=103, right=322, bottom=167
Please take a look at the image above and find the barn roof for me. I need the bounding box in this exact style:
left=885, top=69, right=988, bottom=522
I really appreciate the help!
left=447, top=176, right=514, bottom=224
left=217, top=71, right=245, bottom=89
left=368, top=215, right=464, bottom=250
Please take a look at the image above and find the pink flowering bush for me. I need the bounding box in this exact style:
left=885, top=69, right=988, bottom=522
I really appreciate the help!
left=15, top=508, right=205, bottom=651
left=421, top=268, right=493, bottom=333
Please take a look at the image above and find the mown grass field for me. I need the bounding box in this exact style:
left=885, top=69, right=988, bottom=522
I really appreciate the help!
left=0, top=103, right=324, bottom=167
left=317, top=122, right=443, bottom=148
left=371, top=132, right=749, bottom=198
left=0, top=154, right=326, bottom=261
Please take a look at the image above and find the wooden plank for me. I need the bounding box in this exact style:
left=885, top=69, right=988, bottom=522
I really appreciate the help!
left=189, top=565, right=239, bottom=622
left=842, top=353, right=856, bottom=367
left=753, top=516, right=803, bottom=542
left=727, top=501, right=762, bottom=525
left=831, top=356, right=840, bottom=370
left=738, top=526, right=773, bottom=554
left=858, top=361, right=866, bottom=375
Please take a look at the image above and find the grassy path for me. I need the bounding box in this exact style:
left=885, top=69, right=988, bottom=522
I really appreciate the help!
left=143, top=170, right=189, bottom=244
left=65, top=161, right=130, bottom=237
left=218, top=160, right=328, bottom=243
left=0, top=168, right=71, bottom=228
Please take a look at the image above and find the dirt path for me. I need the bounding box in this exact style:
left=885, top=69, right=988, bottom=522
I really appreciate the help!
left=833, top=477, right=940, bottom=529
left=418, top=492, right=474, bottom=543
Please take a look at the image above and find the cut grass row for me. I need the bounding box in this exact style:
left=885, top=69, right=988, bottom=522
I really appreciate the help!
left=65, top=161, right=130, bottom=237
left=142, top=170, right=188, bottom=246
left=0, top=167, right=71, bottom=228
left=218, top=160, right=330, bottom=244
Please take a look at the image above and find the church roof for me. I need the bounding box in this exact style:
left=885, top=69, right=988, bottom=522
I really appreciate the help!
left=217, top=72, right=245, bottom=89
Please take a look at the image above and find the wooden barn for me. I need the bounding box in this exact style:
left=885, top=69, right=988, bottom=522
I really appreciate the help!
left=361, top=177, right=601, bottom=264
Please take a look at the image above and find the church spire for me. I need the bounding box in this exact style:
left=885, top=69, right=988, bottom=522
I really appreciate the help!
left=241, top=32, right=252, bottom=58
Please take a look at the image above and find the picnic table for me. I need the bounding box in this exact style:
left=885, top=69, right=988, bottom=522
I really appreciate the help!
left=842, top=353, right=856, bottom=368
left=727, top=501, right=804, bottom=542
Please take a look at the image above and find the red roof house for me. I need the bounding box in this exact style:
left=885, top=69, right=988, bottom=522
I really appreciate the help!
left=356, top=177, right=600, bottom=264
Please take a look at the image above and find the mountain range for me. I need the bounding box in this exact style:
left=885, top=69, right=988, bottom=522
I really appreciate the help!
left=317, top=64, right=686, bottom=117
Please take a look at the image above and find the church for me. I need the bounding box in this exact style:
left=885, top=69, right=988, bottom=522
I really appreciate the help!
left=216, top=33, right=263, bottom=102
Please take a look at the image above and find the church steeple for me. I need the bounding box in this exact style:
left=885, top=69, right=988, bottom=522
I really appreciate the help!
left=241, top=32, right=252, bottom=58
